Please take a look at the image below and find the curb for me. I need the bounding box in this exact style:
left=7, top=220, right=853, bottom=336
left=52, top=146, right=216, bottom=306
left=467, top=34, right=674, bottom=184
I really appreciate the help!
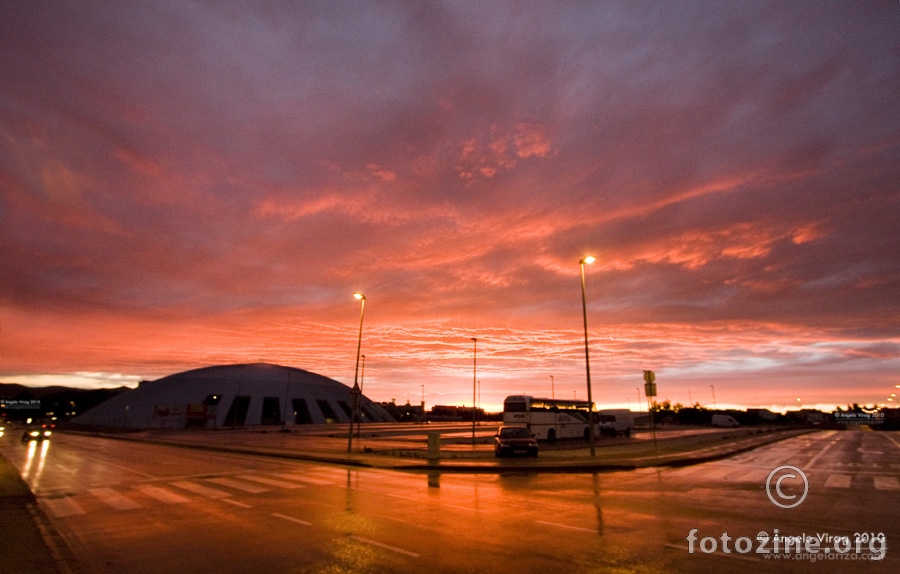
left=63, top=427, right=813, bottom=474
left=395, top=429, right=815, bottom=473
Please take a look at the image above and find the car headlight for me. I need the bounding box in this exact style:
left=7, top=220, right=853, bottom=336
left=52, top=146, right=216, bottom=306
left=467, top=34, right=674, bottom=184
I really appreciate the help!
left=43, top=430, right=52, bottom=437
left=29, top=430, right=40, bottom=437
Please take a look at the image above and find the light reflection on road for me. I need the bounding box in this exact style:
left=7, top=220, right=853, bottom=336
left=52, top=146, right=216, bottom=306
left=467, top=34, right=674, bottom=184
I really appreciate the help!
left=1, top=429, right=898, bottom=573
left=21, top=438, right=50, bottom=490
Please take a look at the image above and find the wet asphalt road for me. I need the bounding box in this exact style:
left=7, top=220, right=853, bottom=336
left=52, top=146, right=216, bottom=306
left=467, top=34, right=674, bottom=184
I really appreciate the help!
left=1, top=428, right=897, bottom=573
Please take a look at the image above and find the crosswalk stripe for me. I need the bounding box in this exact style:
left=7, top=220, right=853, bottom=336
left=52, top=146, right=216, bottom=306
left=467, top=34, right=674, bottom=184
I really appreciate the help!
left=206, top=477, right=270, bottom=493
left=42, top=496, right=86, bottom=517
left=272, top=512, right=312, bottom=526
left=237, top=475, right=304, bottom=489
left=135, top=485, right=190, bottom=504
left=89, top=488, right=142, bottom=510
left=170, top=480, right=231, bottom=498
left=308, top=468, right=353, bottom=478
left=873, top=476, right=900, bottom=491
left=274, top=472, right=334, bottom=485
left=824, top=474, right=852, bottom=488
left=349, top=535, right=420, bottom=558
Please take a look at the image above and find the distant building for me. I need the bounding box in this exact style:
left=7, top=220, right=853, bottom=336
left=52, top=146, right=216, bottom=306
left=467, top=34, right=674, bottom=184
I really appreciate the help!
left=429, top=405, right=485, bottom=422
left=70, top=363, right=394, bottom=430
left=746, top=408, right=778, bottom=421
left=379, top=400, right=425, bottom=423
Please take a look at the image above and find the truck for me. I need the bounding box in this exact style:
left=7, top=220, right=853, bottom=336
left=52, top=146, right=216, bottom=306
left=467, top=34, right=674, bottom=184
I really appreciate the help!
left=597, top=409, right=634, bottom=437
left=711, top=414, right=741, bottom=427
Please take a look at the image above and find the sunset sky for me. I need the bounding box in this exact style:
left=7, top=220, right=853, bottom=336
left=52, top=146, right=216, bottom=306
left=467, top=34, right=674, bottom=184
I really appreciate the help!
left=2, top=1, right=899, bottom=413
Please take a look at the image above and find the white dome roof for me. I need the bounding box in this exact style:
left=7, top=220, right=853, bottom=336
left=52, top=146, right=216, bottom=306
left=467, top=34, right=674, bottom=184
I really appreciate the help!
left=71, top=363, right=393, bottom=429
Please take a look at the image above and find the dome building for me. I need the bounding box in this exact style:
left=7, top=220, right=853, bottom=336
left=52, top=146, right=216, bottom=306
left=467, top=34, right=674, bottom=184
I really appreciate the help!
left=71, top=363, right=394, bottom=430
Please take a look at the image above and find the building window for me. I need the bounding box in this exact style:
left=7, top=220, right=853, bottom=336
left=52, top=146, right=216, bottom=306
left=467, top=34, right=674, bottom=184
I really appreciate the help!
left=224, top=396, right=251, bottom=427
left=292, top=399, right=313, bottom=424
left=261, top=397, right=282, bottom=426
left=316, top=399, right=338, bottom=423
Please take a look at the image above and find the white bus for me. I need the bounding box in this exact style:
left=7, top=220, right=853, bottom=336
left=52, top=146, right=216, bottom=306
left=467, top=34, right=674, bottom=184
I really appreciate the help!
left=502, top=395, right=599, bottom=441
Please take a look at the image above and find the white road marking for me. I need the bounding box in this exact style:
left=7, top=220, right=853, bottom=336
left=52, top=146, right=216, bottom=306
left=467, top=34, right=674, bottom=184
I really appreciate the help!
left=349, top=536, right=420, bottom=558
left=272, top=512, right=312, bottom=526
left=806, top=435, right=843, bottom=468
left=81, top=455, right=157, bottom=479
left=664, top=543, right=760, bottom=563
left=274, top=472, right=334, bottom=485
left=89, top=488, right=142, bottom=510
left=824, top=474, right=852, bottom=488
left=206, top=477, right=270, bottom=493
left=880, top=434, right=900, bottom=452
left=536, top=520, right=597, bottom=534
left=441, top=503, right=480, bottom=512
left=873, top=476, right=900, bottom=490
left=237, top=475, right=304, bottom=489
left=134, top=485, right=190, bottom=504
left=221, top=498, right=252, bottom=509
left=309, top=468, right=356, bottom=480
left=42, top=497, right=86, bottom=517
left=386, top=493, right=418, bottom=501
left=170, top=480, right=230, bottom=499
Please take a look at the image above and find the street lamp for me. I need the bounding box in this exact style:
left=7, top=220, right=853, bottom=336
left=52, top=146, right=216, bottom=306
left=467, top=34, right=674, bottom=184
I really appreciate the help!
left=355, top=354, right=366, bottom=439
left=471, top=337, right=477, bottom=445
left=347, top=292, right=366, bottom=453
left=580, top=256, right=597, bottom=457
left=710, top=385, right=717, bottom=410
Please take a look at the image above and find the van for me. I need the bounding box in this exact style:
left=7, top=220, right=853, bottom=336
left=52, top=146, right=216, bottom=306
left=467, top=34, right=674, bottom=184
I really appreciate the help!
left=711, top=414, right=740, bottom=427
left=597, top=409, right=634, bottom=437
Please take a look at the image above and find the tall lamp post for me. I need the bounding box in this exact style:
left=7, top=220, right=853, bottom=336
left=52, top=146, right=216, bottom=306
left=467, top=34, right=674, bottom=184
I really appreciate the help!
left=580, top=256, right=597, bottom=457
left=347, top=292, right=366, bottom=453
left=471, top=337, right=477, bottom=445
left=355, top=354, right=366, bottom=439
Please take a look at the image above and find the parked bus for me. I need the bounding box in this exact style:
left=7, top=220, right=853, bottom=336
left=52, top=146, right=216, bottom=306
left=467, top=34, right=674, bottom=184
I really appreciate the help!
left=502, top=395, right=599, bottom=441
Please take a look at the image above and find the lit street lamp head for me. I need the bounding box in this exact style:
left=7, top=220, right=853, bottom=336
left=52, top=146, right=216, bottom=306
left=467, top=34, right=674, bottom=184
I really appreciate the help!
left=353, top=292, right=365, bottom=300
left=581, top=256, right=596, bottom=265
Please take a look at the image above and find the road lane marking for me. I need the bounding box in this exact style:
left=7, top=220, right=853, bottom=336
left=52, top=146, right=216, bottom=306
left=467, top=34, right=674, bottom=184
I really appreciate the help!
left=877, top=434, right=900, bottom=455
left=222, top=499, right=253, bottom=509
left=206, top=477, right=270, bottom=493
left=272, top=513, right=312, bottom=526
left=42, top=497, right=86, bottom=517
left=81, top=455, right=157, bottom=479
left=663, top=543, right=761, bottom=563
left=309, top=468, right=355, bottom=480
left=274, top=472, right=335, bottom=485
left=873, top=476, right=900, bottom=490
left=134, top=485, right=190, bottom=504
left=89, top=488, right=142, bottom=511
left=237, top=475, right=304, bottom=489
left=349, top=536, right=420, bottom=558
left=536, top=520, right=597, bottom=533
left=170, top=480, right=231, bottom=498
left=386, top=493, right=418, bottom=501
left=806, top=435, right=842, bottom=468
left=824, top=474, right=852, bottom=488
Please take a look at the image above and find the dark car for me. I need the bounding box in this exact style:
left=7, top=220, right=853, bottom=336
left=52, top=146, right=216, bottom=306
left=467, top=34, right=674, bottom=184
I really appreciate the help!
left=21, top=427, right=52, bottom=442
left=494, top=426, right=538, bottom=458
